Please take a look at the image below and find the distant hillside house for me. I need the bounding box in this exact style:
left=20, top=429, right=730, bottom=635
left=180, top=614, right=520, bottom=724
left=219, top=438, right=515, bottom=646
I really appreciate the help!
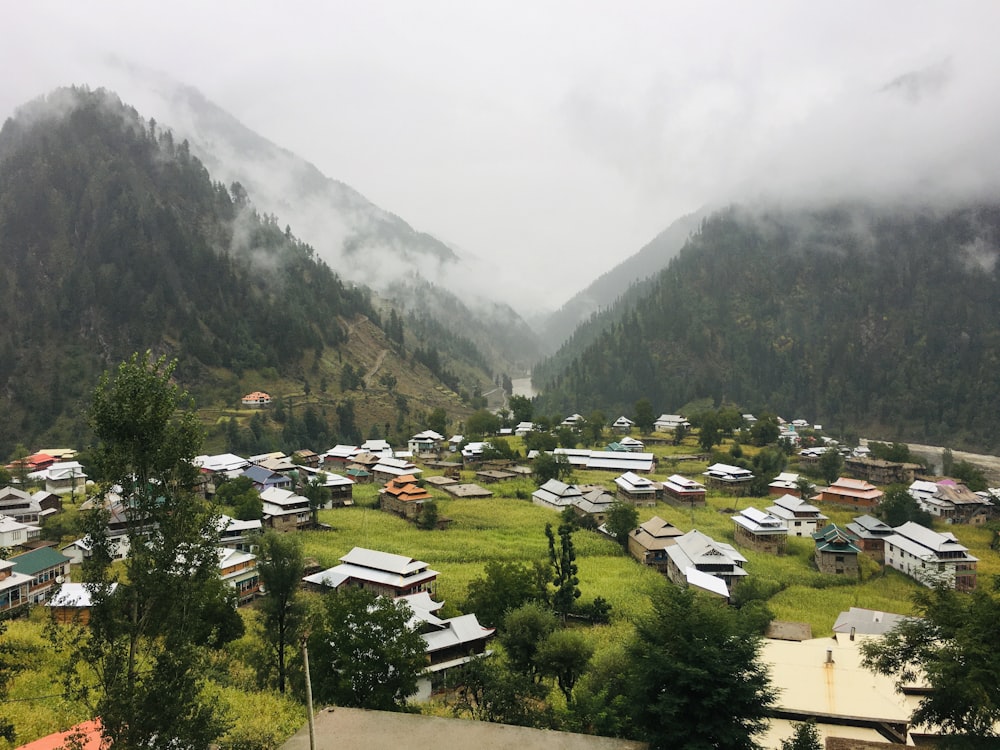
left=654, top=414, right=690, bottom=432
left=812, top=524, right=861, bottom=575
left=380, top=474, right=433, bottom=519
left=910, top=479, right=993, bottom=524
left=820, top=477, right=883, bottom=510
left=242, top=464, right=292, bottom=492
left=532, top=479, right=584, bottom=510
left=0, top=515, right=42, bottom=550
left=702, top=463, right=754, bottom=495
left=766, top=494, right=828, bottom=537
left=665, top=529, right=748, bottom=597
left=218, top=547, right=260, bottom=604
left=732, top=507, right=787, bottom=554
left=217, top=514, right=264, bottom=552
left=618, top=436, right=645, bottom=452
left=884, top=521, right=977, bottom=591
left=560, top=413, right=585, bottom=428
left=768, top=472, right=809, bottom=498
left=241, top=391, right=272, bottom=407
left=612, top=416, right=634, bottom=434
left=627, top=516, right=684, bottom=573
left=0, top=486, right=52, bottom=524
left=844, top=456, right=921, bottom=486
left=373, top=457, right=423, bottom=484
left=408, top=430, right=444, bottom=455
left=570, top=487, right=616, bottom=525
left=844, top=514, right=894, bottom=562
left=26, top=460, right=87, bottom=496
left=614, top=471, right=661, bottom=507
left=662, top=473, right=707, bottom=507
left=302, top=547, right=438, bottom=598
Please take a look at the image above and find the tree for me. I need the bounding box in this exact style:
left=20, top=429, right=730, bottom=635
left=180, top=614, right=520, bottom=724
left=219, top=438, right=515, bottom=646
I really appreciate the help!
left=524, top=430, right=558, bottom=452
left=633, top=399, right=654, bottom=434
left=556, top=426, right=578, bottom=449
left=781, top=720, right=822, bottom=750
left=499, top=602, right=558, bottom=680
left=749, top=416, right=780, bottom=446
left=74, top=352, right=240, bottom=749
left=532, top=451, right=572, bottom=486
left=257, top=531, right=305, bottom=694
left=448, top=655, right=547, bottom=727
left=861, top=579, right=1000, bottom=746
left=427, top=407, right=448, bottom=436
left=546, top=522, right=581, bottom=619
left=628, top=585, right=775, bottom=750
left=509, top=394, right=533, bottom=424
left=672, top=422, right=689, bottom=446
left=301, top=475, right=330, bottom=526
left=583, top=410, right=606, bottom=446
left=951, top=460, right=988, bottom=492
left=215, top=475, right=262, bottom=521
left=308, top=587, right=426, bottom=710
left=605, top=500, right=639, bottom=547
left=466, top=409, right=500, bottom=439
left=876, top=485, right=933, bottom=528
left=463, top=560, right=549, bottom=628
left=417, top=499, right=439, bottom=530
left=698, top=412, right=721, bottom=452
left=535, top=628, right=594, bottom=703
left=818, top=447, right=844, bottom=484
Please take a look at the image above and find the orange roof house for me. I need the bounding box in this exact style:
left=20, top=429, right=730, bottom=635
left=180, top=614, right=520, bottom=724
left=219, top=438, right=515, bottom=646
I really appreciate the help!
left=241, top=391, right=272, bottom=406
left=820, top=477, right=884, bottom=510
left=379, top=474, right=433, bottom=519
left=17, top=719, right=104, bottom=750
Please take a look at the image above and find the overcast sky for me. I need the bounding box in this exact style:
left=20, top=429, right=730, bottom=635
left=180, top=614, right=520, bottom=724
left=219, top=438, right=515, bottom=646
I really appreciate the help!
left=5, top=2, right=1000, bottom=311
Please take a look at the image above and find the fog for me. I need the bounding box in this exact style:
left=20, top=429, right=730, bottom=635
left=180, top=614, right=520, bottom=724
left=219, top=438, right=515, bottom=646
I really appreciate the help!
left=4, top=2, right=1000, bottom=314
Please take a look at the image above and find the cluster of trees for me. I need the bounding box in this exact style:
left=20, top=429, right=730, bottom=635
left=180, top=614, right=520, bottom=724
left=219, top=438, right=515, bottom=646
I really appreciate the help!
left=533, top=204, right=1000, bottom=453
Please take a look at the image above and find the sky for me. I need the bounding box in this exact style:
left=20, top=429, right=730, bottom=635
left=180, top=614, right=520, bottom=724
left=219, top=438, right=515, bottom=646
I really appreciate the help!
left=5, top=2, right=1000, bottom=313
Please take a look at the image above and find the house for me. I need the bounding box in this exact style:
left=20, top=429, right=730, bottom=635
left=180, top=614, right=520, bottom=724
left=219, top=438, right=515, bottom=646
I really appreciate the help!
left=242, top=464, right=293, bottom=492
left=662, top=473, right=707, bottom=507
left=291, top=449, right=321, bottom=468
left=323, top=445, right=361, bottom=466
left=47, top=582, right=117, bottom=625
left=218, top=547, right=260, bottom=604
left=570, top=487, right=616, bottom=525
left=766, top=494, right=828, bottom=537
left=552, top=449, right=655, bottom=473
left=0, top=486, right=47, bottom=523
left=654, top=414, right=689, bottom=432
left=8, top=547, right=72, bottom=604
left=560, top=413, right=585, bottom=428
left=664, top=529, right=748, bottom=596
left=380, top=475, right=433, bottom=519
left=732, top=507, right=787, bottom=554
left=831, top=607, right=910, bottom=637
left=241, top=391, right=272, bottom=406
left=614, top=472, right=660, bottom=507
left=911, top=479, right=993, bottom=523
left=812, top=524, right=861, bottom=575
left=618, top=436, right=645, bottom=452
left=514, top=422, right=535, bottom=437
left=884, top=521, right=977, bottom=590
left=217, top=514, right=263, bottom=552
left=60, top=534, right=131, bottom=566
left=373, top=457, right=424, bottom=484
left=475, top=469, right=517, bottom=484
left=702, top=463, right=754, bottom=494
left=0, top=515, right=42, bottom=550
left=195, top=453, right=252, bottom=488
left=532, top=479, right=584, bottom=510
left=27, top=461, right=87, bottom=496
left=626, top=516, right=684, bottom=573
left=408, top=430, right=445, bottom=455
left=461, top=441, right=486, bottom=462
left=259, top=487, right=312, bottom=532
left=0, top=558, right=30, bottom=614
left=297, top=466, right=355, bottom=506
left=819, top=477, right=883, bottom=510
left=302, top=547, right=438, bottom=598
left=612, top=416, right=634, bottom=434
left=360, top=439, right=394, bottom=456
left=844, top=456, right=921, bottom=486
left=844, top=514, right=894, bottom=562
left=767, top=472, right=809, bottom=498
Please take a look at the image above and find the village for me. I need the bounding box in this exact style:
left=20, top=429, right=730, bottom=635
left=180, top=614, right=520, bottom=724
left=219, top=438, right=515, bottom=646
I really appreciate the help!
left=1, top=397, right=998, bottom=748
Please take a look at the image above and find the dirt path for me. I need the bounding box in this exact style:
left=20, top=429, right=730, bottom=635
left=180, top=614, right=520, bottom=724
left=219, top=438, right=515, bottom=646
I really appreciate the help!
left=364, top=348, right=389, bottom=389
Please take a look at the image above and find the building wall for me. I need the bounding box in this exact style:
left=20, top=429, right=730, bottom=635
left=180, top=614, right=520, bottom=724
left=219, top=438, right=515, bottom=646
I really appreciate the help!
left=814, top=549, right=859, bottom=576
left=734, top=525, right=786, bottom=555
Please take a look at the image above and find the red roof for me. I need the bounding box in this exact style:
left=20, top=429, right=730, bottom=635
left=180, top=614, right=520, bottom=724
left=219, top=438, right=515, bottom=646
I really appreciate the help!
left=17, top=719, right=104, bottom=750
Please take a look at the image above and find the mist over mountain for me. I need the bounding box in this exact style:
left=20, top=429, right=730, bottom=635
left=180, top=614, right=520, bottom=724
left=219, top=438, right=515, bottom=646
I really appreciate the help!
left=89, top=65, right=541, bottom=371
left=533, top=201, right=1000, bottom=452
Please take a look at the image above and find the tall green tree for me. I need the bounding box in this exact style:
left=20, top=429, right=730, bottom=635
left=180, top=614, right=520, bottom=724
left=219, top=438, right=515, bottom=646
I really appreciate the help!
left=535, top=628, right=594, bottom=703
left=780, top=721, right=822, bottom=750
left=877, top=485, right=933, bottom=528
left=628, top=585, right=775, bottom=750
left=257, top=531, right=305, bottom=694
left=307, top=587, right=426, bottom=710
left=463, top=560, right=549, bottom=628
left=605, top=500, right=639, bottom=547
left=499, top=602, right=558, bottom=680
left=546, top=522, right=581, bottom=619
left=509, top=395, right=533, bottom=424
left=533, top=451, right=572, bottom=486
left=633, top=399, right=654, bottom=434
left=818, top=447, right=844, bottom=484
left=74, top=352, right=240, bottom=749
left=861, top=579, right=1000, bottom=747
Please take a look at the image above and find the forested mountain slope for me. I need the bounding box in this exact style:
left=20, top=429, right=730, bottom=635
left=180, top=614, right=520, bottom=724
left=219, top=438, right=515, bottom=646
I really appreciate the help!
left=0, top=88, right=490, bottom=455
left=534, top=204, right=1000, bottom=451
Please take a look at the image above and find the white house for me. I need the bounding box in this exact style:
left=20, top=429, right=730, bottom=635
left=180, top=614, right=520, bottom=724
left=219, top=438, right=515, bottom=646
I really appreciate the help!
left=532, top=479, right=584, bottom=510
left=612, top=416, right=634, bottom=433
left=766, top=494, right=828, bottom=537
left=26, top=461, right=87, bottom=496
left=0, top=515, right=41, bottom=550
left=654, top=414, right=690, bottom=431
left=884, top=522, right=977, bottom=591
left=408, top=431, right=444, bottom=455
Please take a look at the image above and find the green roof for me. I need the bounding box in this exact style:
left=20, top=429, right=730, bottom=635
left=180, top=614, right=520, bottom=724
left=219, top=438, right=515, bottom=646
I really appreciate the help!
left=9, top=546, right=71, bottom=576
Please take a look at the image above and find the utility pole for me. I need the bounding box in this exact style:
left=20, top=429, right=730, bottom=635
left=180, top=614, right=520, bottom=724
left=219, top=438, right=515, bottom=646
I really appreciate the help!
left=302, top=634, right=316, bottom=750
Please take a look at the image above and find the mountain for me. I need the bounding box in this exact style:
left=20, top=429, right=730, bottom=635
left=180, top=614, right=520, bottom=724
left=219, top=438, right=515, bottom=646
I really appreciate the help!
left=533, top=203, right=1000, bottom=451
left=0, top=87, right=490, bottom=456
left=100, top=69, right=541, bottom=373
left=534, top=208, right=707, bottom=353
